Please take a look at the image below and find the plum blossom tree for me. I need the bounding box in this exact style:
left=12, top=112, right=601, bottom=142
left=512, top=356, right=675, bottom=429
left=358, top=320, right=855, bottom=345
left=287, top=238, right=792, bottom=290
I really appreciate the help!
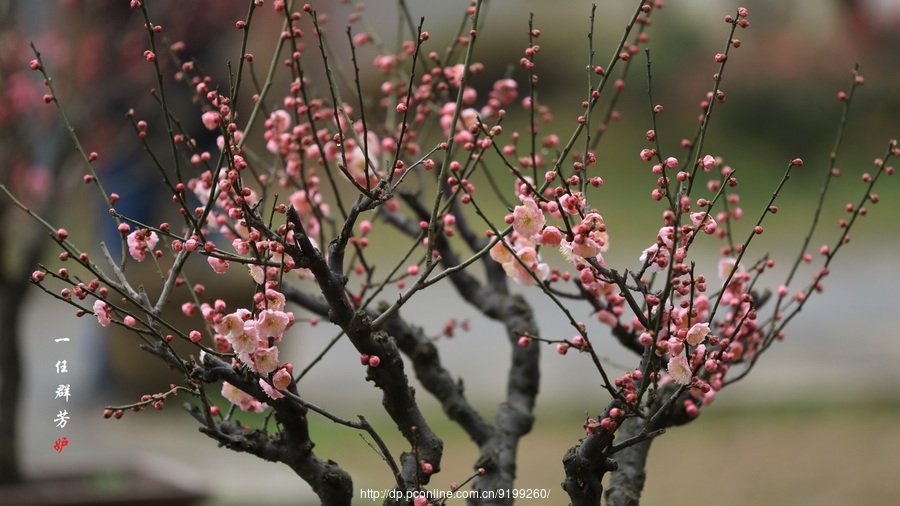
left=1, top=0, right=895, bottom=504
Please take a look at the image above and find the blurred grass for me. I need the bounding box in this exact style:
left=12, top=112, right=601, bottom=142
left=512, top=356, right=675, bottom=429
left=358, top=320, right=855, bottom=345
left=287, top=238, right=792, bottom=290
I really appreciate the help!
left=200, top=397, right=900, bottom=505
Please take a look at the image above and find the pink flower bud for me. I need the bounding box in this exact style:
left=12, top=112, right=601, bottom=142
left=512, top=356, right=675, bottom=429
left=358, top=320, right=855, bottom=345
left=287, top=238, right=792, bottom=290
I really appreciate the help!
left=540, top=226, right=563, bottom=247
left=201, top=111, right=220, bottom=131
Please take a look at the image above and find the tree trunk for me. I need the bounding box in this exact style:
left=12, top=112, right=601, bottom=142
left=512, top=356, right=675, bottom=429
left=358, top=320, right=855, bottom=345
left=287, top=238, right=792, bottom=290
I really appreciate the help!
left=0, top=288, right=23, bottom=484
left=604, top=416, right=653, bottom=506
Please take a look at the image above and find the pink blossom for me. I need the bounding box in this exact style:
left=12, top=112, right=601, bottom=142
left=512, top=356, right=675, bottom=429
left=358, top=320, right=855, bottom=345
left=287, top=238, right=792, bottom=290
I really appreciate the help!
left=667, top=356, right=693, bottom=385
left=228, top=322, right=260, bottom=355
left=256, top=309, right=290, bottom=339
left=443, top=63, right=466, bottom=88
left=690, top=212, right=717, bottom=234
left=579, top=267, right=596, bottom=286
left=373, top=55, right=397, bottom=73
left=539, top=226, right=563, bottom=247
left=264, top=289, right=287, bottom=311
left=492, top=78, right=518, bottom=105
left=570, top=238, right=603, bottom=260
left=512, top=196, right=546, bottom=237
left=232, top=238, right=250, bottom=255
left=259, top=379, right=285, bottom=400
left=269, top=109, right=291, bottom=134
left=639, top=244, right=670, bottom=273
left=559, top=192, right=585, bottom=215
left=718, top=257, right=742, bottom=280
left=489, top=239, right=514, bottom=264
left=288, top=189, right=325, bottom=237
left=201, top=110, right=221, bottom=131
left=93, top=300, right=112, bottom=327
left=272, top=368, right=292, bottom=390
left=252, top=346, right=280, bottom=375
left=208, top=256, right=230, bottom=274
left=700, top=155, right=718, bottom=171
left=597, top=310, right=617, bottom=328
left=657, top=226, right=675, bottom=249
left=667, top=337, right=684, bottom=356
left=214, top=334, right=230, bottom=353
left=684, top=400, right=700, bottom=418
left=215, top=311, right=247, bottom=339
left=126, top=229, right=159, bottom=262
left=501, top=247, right=549, bottom=285
left=686, top=322, right=711, bottom=346
left=248, top=264, right=265, bottom=284
left=221, top=382, right=266, bottom=412
left=514, top=176, right=537, bottom=199
left=639, top=332, right=653, bottom=347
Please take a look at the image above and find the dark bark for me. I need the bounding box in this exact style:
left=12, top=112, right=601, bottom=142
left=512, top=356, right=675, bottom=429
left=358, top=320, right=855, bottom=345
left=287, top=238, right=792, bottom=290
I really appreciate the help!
left=563, top=383, right=692, bottom=506
left=603, top=417, right=652, bottom=506
left=382, top=313, right=491, bottom=445
left=0, top=181, right=57, bottom=485
left=561, top=416, right=618, bottom=506
left=394, top=192, right=543, bottom=505
left=248, top=205, right=445, bottom=494
left=0, top=289, right=23, bottom=485
left=195, top=355, right=355, bottom=505
left=469, top=292, right=540, bottom=506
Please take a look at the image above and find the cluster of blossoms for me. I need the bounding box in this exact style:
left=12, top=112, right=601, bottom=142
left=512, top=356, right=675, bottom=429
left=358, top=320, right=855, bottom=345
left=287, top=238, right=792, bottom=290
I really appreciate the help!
left=264, top=105, right=388, bottom=190
left=489, top=188, right=611, bottom=291
left=208, top=285, right=295, bottom=409
left=475, top=3, right=812, bottom=406
left=125, top=227, right=160, bottom=262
